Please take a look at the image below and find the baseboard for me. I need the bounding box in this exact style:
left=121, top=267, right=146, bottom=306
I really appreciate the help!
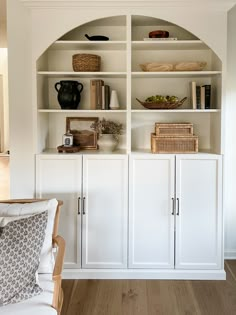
left=62, top=268, right=226, bottom=280
left=224, top=250, right=236, bottom=259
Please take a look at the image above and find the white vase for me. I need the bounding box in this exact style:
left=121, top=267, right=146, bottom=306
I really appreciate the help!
left=109, top=90, right=120, bottom=110
left=97, top=134, right=118, bottom=152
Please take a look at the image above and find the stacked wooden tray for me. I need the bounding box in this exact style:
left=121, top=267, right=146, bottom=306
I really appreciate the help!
left=151, top=123, right=198, bottom=153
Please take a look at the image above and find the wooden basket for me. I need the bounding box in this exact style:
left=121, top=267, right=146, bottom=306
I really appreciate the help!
left=72, top=54, right=101, bottom=72
left=136, top=97, right=187, bottom=110
left=151, top=134, right=198, bottom=153
left=155, top=123, right=193, bottom=136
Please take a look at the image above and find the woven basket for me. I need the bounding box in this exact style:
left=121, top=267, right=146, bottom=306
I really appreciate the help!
left=72, top=54, right=101, bottom=72
left=151, top=133, right=198, bottom=153
left=155, top=123, right=193, bottom=136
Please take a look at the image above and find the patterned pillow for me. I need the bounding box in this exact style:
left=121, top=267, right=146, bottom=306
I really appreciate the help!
left=0, top=211, right=48, bottom=306
left=0, top=199, right=58, bottom=273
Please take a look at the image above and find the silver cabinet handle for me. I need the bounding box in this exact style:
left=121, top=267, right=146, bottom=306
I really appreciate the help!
left=77, top=197, right=81, bottom=215
left=171, top=197, right=175, bottom=215
left=82, top=197, right=86, bottom=215
left=176, top=198, right=179, bottom=215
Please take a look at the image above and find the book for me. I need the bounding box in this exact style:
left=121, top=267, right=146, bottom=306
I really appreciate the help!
left=200, top=86, right=205, bottom=109
left=196, top=86, right=201, bottom=109
left=90, top=79, right=105, bottom=110
left=143, top=37, right=178, bottom=41
left=203, top=84, right=211, bottom=109
left=101, top=85, right=105, bottom=110
left=191, top=81, right=197, bottom=109
left=105, top=85, right=110, bottom=110
left=96, top=80, right=104, bottom=110
left=90, top=80, right=97, bottom=110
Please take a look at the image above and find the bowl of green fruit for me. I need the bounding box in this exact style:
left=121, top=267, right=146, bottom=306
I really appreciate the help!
left=136, top=95, right=187, bottom=110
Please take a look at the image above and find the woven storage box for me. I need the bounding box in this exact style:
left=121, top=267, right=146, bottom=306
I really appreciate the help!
left=155, top=123, right=193, bottom=136
left=72, top=54, right=101, bottom=72
left=151, top=133, right=198, bottom=153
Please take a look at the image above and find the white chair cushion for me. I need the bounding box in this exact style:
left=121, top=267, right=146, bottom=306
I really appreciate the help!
left=0, top=199, right=58, bottom=273
left=0, top=274, right=56, bottom=315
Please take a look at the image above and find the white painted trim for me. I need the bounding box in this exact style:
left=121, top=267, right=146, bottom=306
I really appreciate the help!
left=19, top=1, right=235, bottom=11
left=62, top=268, right=226, bottom=280
left=224, top=250, right=236, bottom=259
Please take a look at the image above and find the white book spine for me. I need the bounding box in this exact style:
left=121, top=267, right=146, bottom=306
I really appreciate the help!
left=191, top=81, right=197, bottom=109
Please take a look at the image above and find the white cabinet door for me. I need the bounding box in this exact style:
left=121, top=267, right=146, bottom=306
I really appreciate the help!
left=129, top=155, right=175, bottom=268
left=175, top=155, right=223, bottom=270
left=82, top=155, right=128, bottom=268
left=36, top=155, right=82, bottom=268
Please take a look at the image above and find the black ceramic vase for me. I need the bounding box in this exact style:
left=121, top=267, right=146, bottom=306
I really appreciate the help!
left=55, top=80, right=83, bottom=109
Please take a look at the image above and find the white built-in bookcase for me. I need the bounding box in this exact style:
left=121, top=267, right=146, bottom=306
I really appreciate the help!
left=36, top=15, right=222, bottom=154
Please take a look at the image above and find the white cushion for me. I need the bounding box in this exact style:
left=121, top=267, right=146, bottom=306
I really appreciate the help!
left=0, top=274, right=56, bottom=315
left=0, top=199, right=58, bottom=273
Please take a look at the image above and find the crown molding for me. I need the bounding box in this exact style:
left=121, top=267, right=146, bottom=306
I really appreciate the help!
left=19, top=0, right=236, bottom=11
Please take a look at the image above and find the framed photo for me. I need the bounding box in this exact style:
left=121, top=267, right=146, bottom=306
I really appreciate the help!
left=66, top=117, right=98, bottom=150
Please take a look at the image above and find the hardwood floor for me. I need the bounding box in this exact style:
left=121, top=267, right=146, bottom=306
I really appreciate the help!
left=61, top=261, right=236, bottom=315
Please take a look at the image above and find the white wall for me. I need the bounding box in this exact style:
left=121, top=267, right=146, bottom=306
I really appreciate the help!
left=0, top=49, right=9, bottom=152
left=224, top=4, right=236, bottom=258
left=7, top=0, right=33, bottom=197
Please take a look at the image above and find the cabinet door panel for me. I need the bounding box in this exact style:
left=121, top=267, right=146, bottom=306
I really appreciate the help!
left=82, top=155, right=128, bottom=268
left=129, top=155, right=175, bottom=268
left=175, top=155, right=223, bottom=269
left=36, top=155, right=82, bottom=268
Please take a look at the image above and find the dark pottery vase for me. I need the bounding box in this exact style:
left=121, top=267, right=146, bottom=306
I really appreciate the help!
left=55, top=80, right=83, bottom=109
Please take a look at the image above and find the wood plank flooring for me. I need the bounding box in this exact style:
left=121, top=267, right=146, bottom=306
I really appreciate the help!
left=61, top=261, right=236, bottom=315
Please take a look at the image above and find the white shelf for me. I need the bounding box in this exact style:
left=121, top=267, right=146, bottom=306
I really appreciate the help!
left=131, top=109, right=220, bottom=113
left=132, top=71, right=222, bottom=78
left=131, top=149, right=220, bottom=155
left=41, top=148, right=127, bottom=155
left=37, top=71, right=127, bottom=78
left=50, top=40, right=127, bottom=50
left=38, top=109, right=127, bottom=113
left=132, top=40, right=209, bottom=50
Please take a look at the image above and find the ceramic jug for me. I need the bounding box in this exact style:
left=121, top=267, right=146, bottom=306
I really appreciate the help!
left=55, top=80, right=83, bottom=109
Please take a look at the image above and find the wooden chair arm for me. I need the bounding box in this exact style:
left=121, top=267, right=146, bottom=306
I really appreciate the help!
left=52, top=235, right=65, bottom=314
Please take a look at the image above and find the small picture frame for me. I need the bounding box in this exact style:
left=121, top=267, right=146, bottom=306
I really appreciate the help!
left=66, top=117, right=98, bottom=150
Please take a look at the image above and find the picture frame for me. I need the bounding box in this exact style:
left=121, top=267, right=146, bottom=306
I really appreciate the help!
left=66, top=117, right=98, bottom=150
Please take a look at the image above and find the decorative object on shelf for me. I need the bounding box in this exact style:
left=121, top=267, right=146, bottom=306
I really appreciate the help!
left=72, top=53, right=101, bottom=72
left=139, top=61, right=207, bottom=72
left=174, top=62, right=207, bottom=71
left=66, top=117, right=98, bottom=150
left=97, top=134, right=119, bottom=152
left=90, top=118, right=123, bottom=152
left=143, top=37, right=178, bottom=41
left=151, top=122, right=198, bottom=153
left=149, top=30, right=169, bottom=38
left=140, top=63, right=174, bottom=72
left=155, top=123, right=193, bottom=136
left=62, top=130, right=73, bottom=147
left=57, top=145, right=80, bottom=153
left=54, top=80, right=83, bottom=109
left=136, top=97, right=187, bottom=110
left=84, top=34, right=109, bottom=41
left=109, top=90, right=120, bottom=110
left=151, top=134, right=198, bottom=153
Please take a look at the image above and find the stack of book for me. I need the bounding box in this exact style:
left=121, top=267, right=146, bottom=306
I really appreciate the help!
left=191, top=82, right=211, bottom=110
left=90, top=79, right=110, bottom=110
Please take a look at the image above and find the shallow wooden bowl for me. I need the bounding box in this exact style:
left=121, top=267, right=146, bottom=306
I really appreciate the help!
left=136, top=97, right=187, bottom=110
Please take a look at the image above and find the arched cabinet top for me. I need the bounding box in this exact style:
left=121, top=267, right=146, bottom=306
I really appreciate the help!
left=34, top=14, right=225, bottom=63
